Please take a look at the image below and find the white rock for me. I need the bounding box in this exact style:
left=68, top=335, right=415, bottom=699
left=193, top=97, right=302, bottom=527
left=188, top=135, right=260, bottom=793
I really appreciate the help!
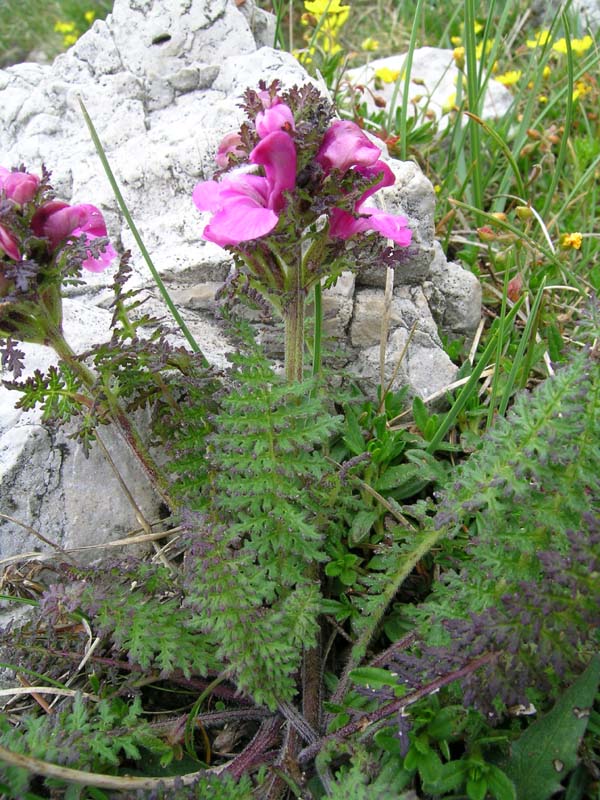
left=344, top=47, right=514, bottom=125
left=424, top=242, right=482, bottom=338
left=0, top=0, right=481, bottom=560
left=0, top=301, right=161, bottom=562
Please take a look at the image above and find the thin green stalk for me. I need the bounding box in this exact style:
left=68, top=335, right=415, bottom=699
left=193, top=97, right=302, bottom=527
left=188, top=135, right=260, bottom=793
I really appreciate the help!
left=498, top=279, right=546, bottom=416
left=388, top=0, right=425, bottom=158
left=464, top=0, right=483, bottom=215
left=485, top=265, right=511, bottom=428
left=541, top=16, right=575, bottom=220
left=271, top=0, right=286, bottom=49
left=425, top=298, right=524, bottom=453
left=312, top=281, right=323, bottom=379
left=464, top=111, right=526, bottom=200
left=78, top=97, right=207, bottom=363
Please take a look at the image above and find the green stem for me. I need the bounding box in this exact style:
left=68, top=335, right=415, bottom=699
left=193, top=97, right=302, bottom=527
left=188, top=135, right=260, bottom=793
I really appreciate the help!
left=283, top=262, right=305, bottom=383
left=44, top=325, right=175, bottom=511
left=312, top=281, right=323, bottom=380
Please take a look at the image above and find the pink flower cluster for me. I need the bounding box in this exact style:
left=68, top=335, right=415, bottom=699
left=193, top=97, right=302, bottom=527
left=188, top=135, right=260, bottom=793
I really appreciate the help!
left=193, top=96, right=297, bottom=247
left=0, top=166, right=116, bottom=273
left=193, top=94, right=412, bottom=250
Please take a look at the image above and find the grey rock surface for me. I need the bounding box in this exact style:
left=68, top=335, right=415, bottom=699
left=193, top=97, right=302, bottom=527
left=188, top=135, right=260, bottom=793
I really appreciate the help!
left=0, top=0, right=481, bottom=561
left=531, top=0, right=600, bottom=31
left=343, top=47, right=514, bottom=124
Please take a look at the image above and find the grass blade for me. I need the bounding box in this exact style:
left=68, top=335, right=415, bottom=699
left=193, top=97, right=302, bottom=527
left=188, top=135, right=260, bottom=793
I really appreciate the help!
left=78, top=97, right=207, bottom=363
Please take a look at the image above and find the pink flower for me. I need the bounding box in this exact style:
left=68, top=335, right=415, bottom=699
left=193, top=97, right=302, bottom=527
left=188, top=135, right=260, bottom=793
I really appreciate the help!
left=256, top=100, right=295, bottom=139
left=215, top=132, right=246, bottom=168
left=0, top=167, right=39, bottom=205
left=193, top=130, right=297, bottom=247
left=329, top=207, right=412, bottom=245
left=328, top=160, right=412, bottom=246
left=0, top=223, right=20, bottom=261
left=31, top=201, right=116, bottom=272
left=316, top=120, right=382, bottom=175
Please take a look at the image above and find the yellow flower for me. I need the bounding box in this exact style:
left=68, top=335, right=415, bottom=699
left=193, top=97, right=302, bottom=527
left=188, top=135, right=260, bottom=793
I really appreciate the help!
left=84, top=10, right=96, bottom=24
left=453, top=46, right=465, bottom=69
left=361, top=36, right=380, bottom=52
left=63, top=33, right=78, bottom=46
left=496, top=69, right=522, bottom=87
left=54, top=20, right=76, bottom=34
left=433, top=184, right=442, bottom=194
left=304, top=0, right=350, bottom=14
left=475, top=39, right=494, bottom=59
left=442, top=92, right=458, bottom=113
left=538, top=94, right=548, bottom=103
left=375, top=66, right=401, bottom=83
left=552, top=35, right=594, bottom=55
left=527, top=30, right=551, bottom=48
left=560, top=232, right=583, bottom=250
left=542, top=65, right=551, bottom=79
left=450, top=35, right=462, bottom=46
left=294, top=46, right=315, bottom=65
left=573, top=80, right=592, bottom=101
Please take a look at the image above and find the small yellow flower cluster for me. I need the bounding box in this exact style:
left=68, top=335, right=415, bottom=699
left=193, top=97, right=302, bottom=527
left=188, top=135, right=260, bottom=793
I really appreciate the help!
left=296, top=0, right=349, bottom=63
left=525, top=31, right=595, bottom=104
left=374, top=66, right=401, bottom=84
left=54, top=11, right=96, bottom=49
left=527, top=29, right=594, bottom=55
left=54, top=20, right=79, bottom=47
left=496, top=69, right=522, bottom=87
left=552, top=35, right=594, bottom=55
left=526, top=30, right=552, bottom=48
left=361, top=36, right=380, bottom=52
left=560, top=232, right=583, bottom=250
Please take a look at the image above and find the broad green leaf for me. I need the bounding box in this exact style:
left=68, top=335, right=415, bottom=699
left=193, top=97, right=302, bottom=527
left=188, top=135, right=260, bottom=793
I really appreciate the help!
left=349, top=666, right=399, bottom=690
left=501, top=655, right=600, bottom=800
left=486, top=765, right=517, bottom=800
left=412, top=395, right=430, bottom=434
left=342, top=406, right=366, bottom=456
left=374, top=463, right=421, bottom=492
left=349, top=509, right=380, bottom=545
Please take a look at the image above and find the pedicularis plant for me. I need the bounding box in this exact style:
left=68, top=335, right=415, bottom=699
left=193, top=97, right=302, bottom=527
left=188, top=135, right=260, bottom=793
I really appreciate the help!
left=192, top=81, right=411, bottom=381
left=0, top=79, right=599, bottom=800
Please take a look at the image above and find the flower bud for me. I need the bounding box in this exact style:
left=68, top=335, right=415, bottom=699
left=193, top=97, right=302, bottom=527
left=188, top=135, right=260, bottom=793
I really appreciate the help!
left=477, top=225, right=497, bottom=242
left=0, top=223, right=20, bottom=261
left=515, top=205, right=533, bottom=220
left=1, top=170, right=40, bottom=204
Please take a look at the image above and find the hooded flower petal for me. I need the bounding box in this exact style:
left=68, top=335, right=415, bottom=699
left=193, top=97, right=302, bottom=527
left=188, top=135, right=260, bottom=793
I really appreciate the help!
left=256, top=102, right=295, bottom=139
left=329, top=206, right=411, bottom=245
left=194, top=173, right=279, bottom=247
left=194, top=129, right=298, bottom=247
left=354, top=160, right=395, bottom=205
left=31, top=201, right=116, bottom=271
left=250, top=130, right=297, bottom=211
left=316, top=119, right=381, bottom=175
left=360, top=208, right=412, bottom=245
left=215, top=132, right=246, bottom=168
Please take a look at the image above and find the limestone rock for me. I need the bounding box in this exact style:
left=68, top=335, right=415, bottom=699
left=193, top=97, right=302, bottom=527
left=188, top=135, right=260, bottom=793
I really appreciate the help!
left=344, top=47, right=514, bottom=124
left=424, top=242, right=483, bottom=339
left=0, top=0, right=482, bottom=560
left=0, top=301, right=161, bottom=562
